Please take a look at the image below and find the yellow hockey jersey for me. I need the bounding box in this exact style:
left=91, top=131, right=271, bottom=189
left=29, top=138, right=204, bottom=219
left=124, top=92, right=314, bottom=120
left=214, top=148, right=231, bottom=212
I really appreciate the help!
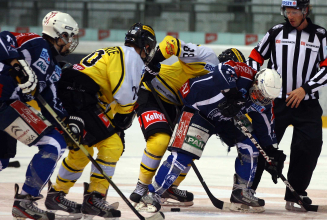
left=78, top=46, right=144, bottom=119
left=143, top=36, right=219, bottom=105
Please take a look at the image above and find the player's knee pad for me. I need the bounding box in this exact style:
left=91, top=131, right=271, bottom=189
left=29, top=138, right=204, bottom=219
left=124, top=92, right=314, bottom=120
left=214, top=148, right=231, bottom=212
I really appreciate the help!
left=0, top=100, right=52, bottom=146
left=168, top=108, right=214, bottom=159
left=36, top=129, right=67, bottom=162
left=91, top=134, right=123, bottom=179
left=139, top=133, right=171, bottom=182
left=146, top=133, right=170, bottom=156
left=235, top=135, right=260, bottom=185
left=150, top=151, right=193, bottom=194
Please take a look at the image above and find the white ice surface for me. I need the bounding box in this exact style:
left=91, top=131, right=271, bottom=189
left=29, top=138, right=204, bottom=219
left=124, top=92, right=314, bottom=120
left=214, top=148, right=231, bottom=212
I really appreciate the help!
left=1, top=121, right=326, bottom=219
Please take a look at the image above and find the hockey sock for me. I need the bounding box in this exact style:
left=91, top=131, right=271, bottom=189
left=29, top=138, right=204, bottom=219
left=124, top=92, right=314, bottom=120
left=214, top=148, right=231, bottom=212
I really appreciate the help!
left=148, top=151, right=193, bottom=195
left=22, top=129, right=66, bottom=196
left=235, top=137, right=259, bottom=188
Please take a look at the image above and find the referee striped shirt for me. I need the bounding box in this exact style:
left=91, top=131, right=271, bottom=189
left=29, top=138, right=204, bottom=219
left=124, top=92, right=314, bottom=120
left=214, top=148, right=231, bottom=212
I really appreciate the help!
left=247, top=18, right=327, bottom=100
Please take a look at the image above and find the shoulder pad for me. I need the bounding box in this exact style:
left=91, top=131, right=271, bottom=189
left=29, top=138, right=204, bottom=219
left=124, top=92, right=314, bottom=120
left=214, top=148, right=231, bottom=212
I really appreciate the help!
left=272, top=24, right=284, bottom=30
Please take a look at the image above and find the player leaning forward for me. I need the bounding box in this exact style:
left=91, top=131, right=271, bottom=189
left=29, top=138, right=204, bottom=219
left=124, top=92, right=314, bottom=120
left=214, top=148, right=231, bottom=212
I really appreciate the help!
left=0, top=11, right=79, bottom=219
left=44, top=23, right=157, bottom=219
left=139, top=51, right=286, bottom=212
left=130, top=35, right=220, bottom=209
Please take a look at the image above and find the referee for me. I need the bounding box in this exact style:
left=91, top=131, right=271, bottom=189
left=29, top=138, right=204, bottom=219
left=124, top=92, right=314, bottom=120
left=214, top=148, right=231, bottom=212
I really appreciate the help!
left=247, top=0, right=327, bottom=212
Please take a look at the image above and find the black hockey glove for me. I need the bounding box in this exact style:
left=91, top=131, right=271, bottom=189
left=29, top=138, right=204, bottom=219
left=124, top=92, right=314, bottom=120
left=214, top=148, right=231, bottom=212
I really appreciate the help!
left=218, top=88, right=246, bottom=117
left=113, top=111, right=136, bottom=131
left=142, top=62, right=161, bottom=82
left=263, top=145, right=286, bottom=184
left=58, top=61, right=73, bottom=71
left=68, top=116, right=85, bottom=141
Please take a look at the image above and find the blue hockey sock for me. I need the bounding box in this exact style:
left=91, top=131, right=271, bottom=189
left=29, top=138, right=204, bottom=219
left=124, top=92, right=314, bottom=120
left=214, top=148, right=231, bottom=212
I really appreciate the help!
left=235, top=137, right=259, bottom=188
left=22, top=129, right=66, bottom=196
left=148, top=151, right=193, bottom=195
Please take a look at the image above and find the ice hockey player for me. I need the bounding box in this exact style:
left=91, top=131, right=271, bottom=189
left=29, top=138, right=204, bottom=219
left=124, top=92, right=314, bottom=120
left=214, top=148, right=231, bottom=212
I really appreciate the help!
left=138, top=49, right=286, bottom=213
left=130, top=35, right=220, bottom=210
left=0, top=11, right=79, bottom=220
left=45, top=23, right=157, bottom=219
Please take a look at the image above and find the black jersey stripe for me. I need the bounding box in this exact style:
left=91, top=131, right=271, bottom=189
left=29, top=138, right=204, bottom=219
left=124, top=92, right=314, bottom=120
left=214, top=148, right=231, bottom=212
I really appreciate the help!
left=156, top=74, right=180, bottom=102
left=176, top=38, right=181, bottom=57
left=292, top=31, right=301, bottom=91
left=112, top=47, right=125, bottom=95
left=302, top=48, right=311, bottom=85
left=282, top=44, right=288, bottom=99
left=63, top=158, right=82, bottom=172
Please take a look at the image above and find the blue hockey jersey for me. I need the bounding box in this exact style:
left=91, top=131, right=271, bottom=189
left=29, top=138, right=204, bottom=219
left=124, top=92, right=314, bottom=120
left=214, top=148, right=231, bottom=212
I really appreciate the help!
left=179, top=60, right=277, bottom=147
left=0, top=31, right=67, bottom=124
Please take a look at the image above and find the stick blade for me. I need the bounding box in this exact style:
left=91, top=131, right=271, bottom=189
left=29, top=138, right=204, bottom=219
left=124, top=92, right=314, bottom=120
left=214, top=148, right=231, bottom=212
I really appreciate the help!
left=145, top=211, right=165, bottom=220
left=317, top=205, right=327, bottom=212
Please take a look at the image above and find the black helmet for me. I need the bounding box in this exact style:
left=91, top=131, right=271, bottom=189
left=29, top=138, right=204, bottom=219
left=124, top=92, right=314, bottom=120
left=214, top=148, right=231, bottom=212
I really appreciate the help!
left=125, top=22, right=157, bottom=65
left=280, top=0, right=310, bottom=17
left=218, top=48, right=245, bottom=63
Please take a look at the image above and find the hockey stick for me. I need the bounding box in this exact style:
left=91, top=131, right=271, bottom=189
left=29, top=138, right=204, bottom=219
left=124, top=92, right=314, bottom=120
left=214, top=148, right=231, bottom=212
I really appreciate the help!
left=36, top=94, right=165, bottom=220
left=233, top=115, right=327, bottom=213
left=146, top=81, right=230, bottom=210
left=7, top=161, right=21, bottom=168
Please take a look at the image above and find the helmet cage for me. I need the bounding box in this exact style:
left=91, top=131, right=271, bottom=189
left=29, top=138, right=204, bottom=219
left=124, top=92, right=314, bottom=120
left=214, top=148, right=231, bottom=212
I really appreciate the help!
left=54, top=27, right=79, bottom=55
left=249, top=82, right=273, bottom=106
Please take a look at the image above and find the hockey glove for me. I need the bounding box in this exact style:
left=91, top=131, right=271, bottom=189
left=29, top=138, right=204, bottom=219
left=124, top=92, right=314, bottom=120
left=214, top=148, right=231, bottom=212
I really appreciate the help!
left=142, top=62, right=161, bottom=82
left=58, top=61, right=73, bottom=71
left=68, top=116, right=85, bottom=141
left=218, top=88, right=246, bottom=117
left=10, top=60, right=38, bottom=95
left=113, top=111, right=136, bottom=131
left=62, top=132, right=80, bottom=151
left=263, top=145, right=286, bottom=184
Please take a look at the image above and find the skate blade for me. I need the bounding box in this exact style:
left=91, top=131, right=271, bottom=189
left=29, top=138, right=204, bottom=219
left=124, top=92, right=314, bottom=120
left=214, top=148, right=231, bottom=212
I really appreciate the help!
left=82, top=214, right=119, bottom=220
left=285, top=202, right=307, bottom=212
left=54, top=213, right=83, bottom=219
left=230, top=203, right=265, bottom=213
left=160, top=198, right=194, bottom=207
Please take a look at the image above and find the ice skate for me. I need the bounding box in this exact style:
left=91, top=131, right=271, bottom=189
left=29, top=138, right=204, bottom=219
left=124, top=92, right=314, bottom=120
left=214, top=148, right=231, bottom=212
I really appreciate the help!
left=230, top=174, right=265, bottom=213
left=81, top=182, right=121, bottom=219
left=285, top=195, right=312, bottom=212
left=12, top=183, right=55, bottom=220
left=129, top=180, right=149, bottom=211
left=160, top=185, right=194, bottom=207
left=45, top=181, right=82, bottom=219
left=138, top=191, right=162, bottom=213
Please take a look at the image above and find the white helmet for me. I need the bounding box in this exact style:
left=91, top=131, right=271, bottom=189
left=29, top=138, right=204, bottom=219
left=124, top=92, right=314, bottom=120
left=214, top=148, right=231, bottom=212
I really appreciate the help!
left=42, top=11, right=79, bottom=55
left=249, top=68, right=282, bottom=106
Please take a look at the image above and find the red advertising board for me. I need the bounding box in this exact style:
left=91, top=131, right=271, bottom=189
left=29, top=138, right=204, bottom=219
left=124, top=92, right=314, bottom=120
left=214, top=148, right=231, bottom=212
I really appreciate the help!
left=205, top=33, right=217, bottom=44
left=16, top=27, right=30, bottom=33
left=245, top=34, right=258, bottom=45
left=79, top=28, right=86, bottom=38
left=167, top=32, right=179, bottom=39
left=98, top=30, right=110, bottom=40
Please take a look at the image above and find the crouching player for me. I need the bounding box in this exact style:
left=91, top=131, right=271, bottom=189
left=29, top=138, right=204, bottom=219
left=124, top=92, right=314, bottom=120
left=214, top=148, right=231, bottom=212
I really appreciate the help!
left=0, top=11, right=79, bottom=219
left=138, top=50, right=286, bottom=212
